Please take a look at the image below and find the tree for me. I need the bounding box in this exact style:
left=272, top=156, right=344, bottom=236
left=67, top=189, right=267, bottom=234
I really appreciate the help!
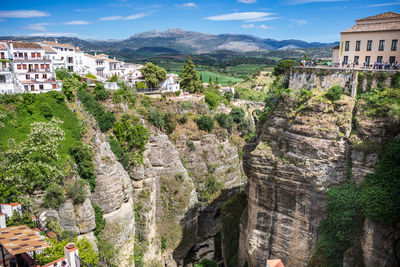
left=62, top=76, right=80, bottom=101
left=199, top=73, right=203, bottom=82
left=196, top=115, right=214, bottom=132
left=230, top=107, right=245, bottom=123
left=43, top=183, right=66, bottom=209
left=136, top=81, right=146, bottom=90
left=215, top=113, right=234, bottom=133
left=325, top=85, right=343, bottom=101
left=0, top=118, right=65, bottom=201
left=94, top=83, right=109, bottom=101
left=180, top=56, right=203, bottom=93
left=273, top=59, right=298, bottom=76
left=205, top=91, right=220, bottom=110
left=141, top=62, right=166, bottom=89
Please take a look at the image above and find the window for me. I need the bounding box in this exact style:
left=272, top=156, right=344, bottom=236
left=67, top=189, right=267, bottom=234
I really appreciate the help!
left=40, top=64, right=45, bottom=69
left=390, top=56, right=396, bottom=64
left=0, top=75, right=6, bottom=83
left=34, top=64, right=39, bottom=70
left=37, top=53, right=41, bottom=58
left=24, top=53, right=27, bottom=58
left=46, top=64, right=50, bottom=69
left=345, top=41, right=350, bottom=51
left=31, top=52, right=35, bottom=58
left=52, top=84, right=57, bottom=89
left=26, top=74, right=30, bottom=80
left=392, top=40, right=398, bottom=51
left=35, top=74, right=39, bottom=79
left=354, top=56, right=359, bottom=65
left=23, top=64, right=27, bottom=70
left=43, top=74, right=47, bottom=79
left=377, top=56, right=383, bottom=63
left=367, top=40, right=372, bottom=51
left=344, top=56, right=348, bottom=64
left=14, top=52, right=17, bottom=57
left=379, top=40, right=385, bottom=51
left=39, top=85, right=44, bottom=90
left=17, top=64, right=22, bottom=70
left=18, top=52, right=23, bottom=58
left=24, top=85, right=28, bottom=91
left=365, top=56, right=371, bottom=65
left=355, top=41, right=361, bottom=51
left=0, top=52, right=4, bottom=59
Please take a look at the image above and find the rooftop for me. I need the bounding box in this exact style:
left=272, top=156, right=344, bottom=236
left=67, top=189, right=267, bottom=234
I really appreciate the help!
left=0, top=225, right=49, bottom=256
left=357, top=11, right=400, bottom=22
left=0, top=43, right=7, bottom=50
left=10, top=42, right=42, bottom=49
left=42, top=46, right=57, bottom=53
left=43, top=41, right=82, bottom=52
left=343, top=12, right=400, bottom=33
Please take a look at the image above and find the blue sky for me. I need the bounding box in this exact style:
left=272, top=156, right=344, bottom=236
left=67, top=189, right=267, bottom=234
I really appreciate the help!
left=0, top=0, right=399, bottom=42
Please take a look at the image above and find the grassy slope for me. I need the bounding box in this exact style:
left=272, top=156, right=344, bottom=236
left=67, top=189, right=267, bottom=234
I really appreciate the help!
left=199, top=71, right=243, bottom=86
left=0, top=93, right=82, bottom=160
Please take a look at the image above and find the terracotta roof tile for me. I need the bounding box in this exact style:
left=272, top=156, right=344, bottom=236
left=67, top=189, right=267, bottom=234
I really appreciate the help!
left=342, top=21, right=400, bottom=33
left=358, top=12, right=400, bottom=22
left=0, top=43, right=7, bottom=50
left=42, top=46, right=57, bottom=53
left=11, top=42, right=42, bottom=49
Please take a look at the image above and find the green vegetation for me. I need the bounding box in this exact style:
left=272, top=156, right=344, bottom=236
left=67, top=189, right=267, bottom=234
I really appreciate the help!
left=230, top=107, right=245, bottom=123
left=66, top=180, right=88, bottom=205
left=234, top=87, right=267, bottom=102
left=325, top=85, right=343, bottom=101
left=109, top=137, right=130, bottom=169
left=273, top=59, right=298, bottom=76
left=199, top=70, right=242, bottom=86
left=147, top=109, right=177, bottom=134
left=199, top=177, right=223, bottom=202
left=180, top=56, right=203, bottom=93
left=196, top=115, right=214, bottom=132
left=70, top=145, right=96, bottom=191
left=112, top=86, right=137, bottom=107
left=205, top=91, right=220, bottom=110
left=77, top=86, right=115, bottom=132
left=141, top=62, right=167, bottom=88
left=215, top=113, right=234, bottom=133
left=93, top=205, right=106, bottom=236
left=43, top=183, right=66, bottom=209
left=6, top=211, right=36, bottom=228
left=37, top=237, right=98, bottom=266
left=358, top=87, right=400, bottom=120
left=94, top=83, right=110, bottom=101
left=62, top=77, right=80, bottom=101
left=359, top=141, right=400, bottom=225
left=85, top=73, right=97, bottom=79
left=136, top=81, right=146, bottom=89
left=113, top=114, right=149, bottom=167
left=194, top=259, right=218, bottom=267
left=221, top=192, right=247, bottom=267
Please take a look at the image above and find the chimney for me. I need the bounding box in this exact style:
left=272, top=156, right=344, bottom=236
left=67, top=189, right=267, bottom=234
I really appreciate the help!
left=55, top=38, right=58, bottom=43
left=64, top=243, right=80, bottom=267
left=0, top=213, right=6, bottom=229
left=95, top=52, right=97, bottom=56
left=114, top=57, right=116, bottom=60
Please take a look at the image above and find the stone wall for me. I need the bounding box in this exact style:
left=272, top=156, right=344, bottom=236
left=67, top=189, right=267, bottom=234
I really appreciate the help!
left=288, top=67, right=398, bottom=97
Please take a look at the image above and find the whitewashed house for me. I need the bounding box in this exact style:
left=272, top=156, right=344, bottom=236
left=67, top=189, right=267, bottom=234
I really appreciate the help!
left=8, top=41, right=61, bottom=93
left=83, top=53, right=109, bottom=77
left=158, top=73, right=180, bottom=92
left=41, top=41, right=85, bottom=74
left=0, top=42, right=15, bottom=94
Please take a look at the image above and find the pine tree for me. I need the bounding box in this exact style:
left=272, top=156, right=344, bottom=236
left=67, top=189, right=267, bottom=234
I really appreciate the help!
left=180, top=56, right=203, bottom=93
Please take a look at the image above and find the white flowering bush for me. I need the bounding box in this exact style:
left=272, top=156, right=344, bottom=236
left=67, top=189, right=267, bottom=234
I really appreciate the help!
left=0, top=118, right=65, bottom=202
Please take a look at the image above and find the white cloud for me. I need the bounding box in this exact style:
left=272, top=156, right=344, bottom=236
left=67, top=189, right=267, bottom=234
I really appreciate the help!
left=290, top=19, right=307, bottom=25
left=74, top=8, right=97, bottom=12
left=241, top=23, right=275, bottom=29
left=181, top=2, right=198, bottom=7
left=23, top=23, right=50, bottom=32
left=64, top=20, right=90, bottom=25
left=366, top=2, right=400, bottom=7
left=205, top=12, right=276, bottom=22
left=238, top=0, right=257, bottom=3
left=288, top=0, right=347, bottom=4
left=0, top=10, right=50, bottom=18
left=99, top=13, right=149, bottom=21
left=28, top=32, right=79, bottom=37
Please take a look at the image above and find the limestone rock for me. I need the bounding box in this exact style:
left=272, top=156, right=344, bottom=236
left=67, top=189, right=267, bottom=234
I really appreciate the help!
left=76, top=198, right=96, bottom=234
left=59, top=200, right=79, bottom=233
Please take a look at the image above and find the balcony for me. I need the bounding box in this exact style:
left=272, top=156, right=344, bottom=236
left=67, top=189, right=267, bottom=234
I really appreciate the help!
left=13, top=57, right=51, bottom=62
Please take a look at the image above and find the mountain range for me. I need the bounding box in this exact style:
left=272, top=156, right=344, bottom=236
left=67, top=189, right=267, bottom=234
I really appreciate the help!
left=1, top=28, right=337, bottom=54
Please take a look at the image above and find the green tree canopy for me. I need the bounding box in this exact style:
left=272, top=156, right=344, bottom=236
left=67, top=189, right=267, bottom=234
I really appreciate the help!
left=180, top=56, right=203, bottom=93
left=141, top=62, right=166, bottom=89
left=273, top=59, right=298, bottom=76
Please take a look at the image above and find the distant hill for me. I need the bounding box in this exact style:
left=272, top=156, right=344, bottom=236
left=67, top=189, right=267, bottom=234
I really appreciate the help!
left=1, top=28, right=338, bottom=54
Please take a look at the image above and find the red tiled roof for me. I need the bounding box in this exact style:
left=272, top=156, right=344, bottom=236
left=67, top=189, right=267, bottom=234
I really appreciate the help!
left=10, top=203, right=20, bottom=207
left=267, top=259, right=285, bottom=267
left=342, top=21, right=400, bottom=33
left=11, top=42, right=42, bottom=49
left=357, top=12, right=400, bottom=22
left=41, top=256, right=65, bottom=267
left=0, top=43, right=7, bottom=50
left=42, top=46, right=57, bottom=53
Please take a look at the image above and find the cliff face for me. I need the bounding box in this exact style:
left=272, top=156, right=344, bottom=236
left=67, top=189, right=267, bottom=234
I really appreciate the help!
left=239, top=94, right=355, bottom=266
left=239, top=90, right=400, bottom=267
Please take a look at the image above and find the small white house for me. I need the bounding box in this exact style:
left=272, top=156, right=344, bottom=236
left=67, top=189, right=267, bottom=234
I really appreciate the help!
left=158, top=73, right=180, bottom=92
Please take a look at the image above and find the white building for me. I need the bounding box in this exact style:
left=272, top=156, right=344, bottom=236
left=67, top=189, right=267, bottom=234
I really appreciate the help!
left=83, top=53, right=108, bottom=77
left=0, top=43, right=15, bottom=94
left=8, top=41, right=61, bottom=94
left=158, top=73, right=180, bottom=92
left=41, top=41, right=85, bottom=74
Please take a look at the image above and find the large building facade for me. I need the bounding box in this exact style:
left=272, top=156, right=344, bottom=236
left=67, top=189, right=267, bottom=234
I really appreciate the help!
left=333, top=12, right=400, bottom=67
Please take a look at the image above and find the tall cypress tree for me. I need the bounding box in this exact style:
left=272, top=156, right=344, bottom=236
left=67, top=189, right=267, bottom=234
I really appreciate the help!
left=180, top=56, right=203, bottom=93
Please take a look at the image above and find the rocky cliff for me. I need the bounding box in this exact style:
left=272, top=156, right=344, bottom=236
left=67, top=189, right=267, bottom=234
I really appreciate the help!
left=239, top=89, right=400, bottom=266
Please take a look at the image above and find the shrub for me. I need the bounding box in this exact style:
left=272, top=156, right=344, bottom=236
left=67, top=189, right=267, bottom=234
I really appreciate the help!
left=148, top=109, right=165, bottom=129
left=325, top=85, right=343, bottom=101
left=187, top=140, right=195, bottom=151
left=93, top=205, right=106, bottom=236
left=70, top=145, right=96, bottom=191
left=109, top=138, right=129, bottom=169
left=136, top=81, right=146, bottom=90
left=43, top=183, right=66, bottom=209
left=56, top=68, right=72, bottom=80
left=66, top=180, right=87, bottom=205
left=178, top=115, right=188, bottom=124
left=238, top=116, right=255, bottom=137
left=196, top=115, right=214, bottom=132
left=199, top=177, right=223, bottom=202
left=175, top=90, right=181, bottom=96
left=230, top=107, right=245, bottom=123
left=359, top=141, right=400, bottom=225
left=215, top=113, right=234, bottom=133
left=6, top=211, right=36, bottom=228
left=205, top=91, right=220, bottom=110
left=164, top=113, right=177, bottom=134
left=98, top=111, right=116, bottom=132
left=85, top=73, right=97, bottom=79
left=94, top=83, right=109, bottom=101
left=273, top=59, right=297, bottom=76
left=194, top=259, right=218, bottom=267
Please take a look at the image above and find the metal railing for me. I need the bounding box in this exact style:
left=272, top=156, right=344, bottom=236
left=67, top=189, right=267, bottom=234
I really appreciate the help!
left=75, top=254, right=92, bottom=267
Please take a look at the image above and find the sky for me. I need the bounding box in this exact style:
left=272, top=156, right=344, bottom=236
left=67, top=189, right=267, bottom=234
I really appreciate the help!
left=0, top=0, right=399, bottom=42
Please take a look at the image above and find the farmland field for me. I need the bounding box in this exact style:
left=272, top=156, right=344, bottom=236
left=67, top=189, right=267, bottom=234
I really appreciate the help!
left=199, top=71, right=243, bottom=86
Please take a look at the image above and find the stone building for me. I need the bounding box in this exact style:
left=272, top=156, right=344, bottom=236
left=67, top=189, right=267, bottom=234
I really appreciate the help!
left=333, top=12, right=400, bottom=67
